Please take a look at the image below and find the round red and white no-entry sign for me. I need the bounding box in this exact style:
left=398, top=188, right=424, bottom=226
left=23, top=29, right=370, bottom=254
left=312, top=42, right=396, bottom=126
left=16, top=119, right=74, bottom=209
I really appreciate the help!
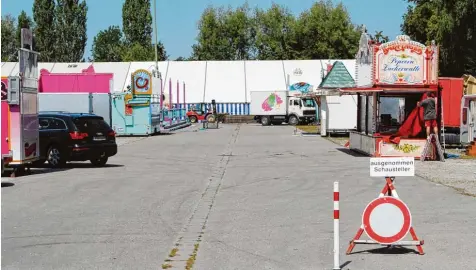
left=362, top=196, right=412, bottom=244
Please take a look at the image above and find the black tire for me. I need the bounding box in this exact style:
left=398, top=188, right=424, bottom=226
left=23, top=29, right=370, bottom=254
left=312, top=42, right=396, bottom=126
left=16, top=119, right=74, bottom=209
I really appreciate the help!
left=288, top=115, right=299, bottom=126
left=206, top=114, right=216, bottom=123
left=189, top=116, right=198, bottom=123
left=47, top=144, right=66, bottom=168
left=90, top=156, right=108, bottom=167
left=261, top=116, right=271, bottom=126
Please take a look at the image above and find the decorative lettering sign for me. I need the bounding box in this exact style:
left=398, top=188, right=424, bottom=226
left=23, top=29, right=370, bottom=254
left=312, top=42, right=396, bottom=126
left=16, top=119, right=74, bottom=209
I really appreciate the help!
left=131, top=69, right=152, bottom=95
left=373, top=35, right=438, bottom=86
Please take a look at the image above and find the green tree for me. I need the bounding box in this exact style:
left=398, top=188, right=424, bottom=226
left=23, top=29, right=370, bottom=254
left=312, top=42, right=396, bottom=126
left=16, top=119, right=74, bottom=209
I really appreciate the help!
left=16, top=11, right=34, bottom=50
left=191, top=6, right=230, bottom=60
left=254, top=3, right=297, bottom=60
left=54, top=0, right=88, bottom=62
left=120, top=42, right=168, bottom=61
left=401, top=0, right=476, bottom=76
left=191, top=4, right=256, bottom=60
left=33, top=0, right=56, bottom=61
left=370, top=30, right=390, bottom=44
left=294, top=0, right=361, bottom=59
left=91, top=25, right=124, bottom=62
left=1, top=14, right=18, bottom=61
left=175, top=56, right=186, bottom=61
left=222, top=4, right=255, bottom=60
left=122, top=0, right=153, bottom=46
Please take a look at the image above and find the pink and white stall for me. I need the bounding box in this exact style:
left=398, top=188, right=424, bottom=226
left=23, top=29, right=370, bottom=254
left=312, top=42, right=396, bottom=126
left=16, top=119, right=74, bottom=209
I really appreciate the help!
left=1, top=47, right=40, bottom=174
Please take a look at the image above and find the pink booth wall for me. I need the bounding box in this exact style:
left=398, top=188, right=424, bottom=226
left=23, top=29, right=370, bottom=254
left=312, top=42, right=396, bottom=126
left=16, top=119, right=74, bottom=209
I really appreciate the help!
left=39, top=65, right=113, bottom=93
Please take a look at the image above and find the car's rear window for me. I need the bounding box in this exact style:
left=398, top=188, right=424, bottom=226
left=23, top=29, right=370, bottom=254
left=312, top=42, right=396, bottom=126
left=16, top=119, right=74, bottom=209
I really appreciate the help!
left=73, top=117, right=110, bottom=133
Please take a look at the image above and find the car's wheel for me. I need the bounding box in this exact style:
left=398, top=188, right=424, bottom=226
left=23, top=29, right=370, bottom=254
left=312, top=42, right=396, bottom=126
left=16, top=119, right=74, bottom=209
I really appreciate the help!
left=189, top=116, right=197, bottom=123
left=261, top=116, right=270, bottom=126
left=47, top=145, right=65, bottom=168
left=288, top=115, right=299, bottom=126
left=90, top=157, right=108, bottom=167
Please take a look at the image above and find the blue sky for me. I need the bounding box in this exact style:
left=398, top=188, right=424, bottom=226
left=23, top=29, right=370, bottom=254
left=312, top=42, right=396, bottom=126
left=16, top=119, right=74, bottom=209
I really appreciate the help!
left=2, top=0, right=410, bottom=60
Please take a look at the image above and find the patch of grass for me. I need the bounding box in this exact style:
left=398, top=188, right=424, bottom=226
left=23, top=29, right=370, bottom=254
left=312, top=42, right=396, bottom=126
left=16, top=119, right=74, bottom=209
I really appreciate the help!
left=169, top=248, right=178, bottom=257
left=185, top=243, right=200, bottom=270
left=296, top=125, right=320, bottom=133
left=162, top=263, right=172, bottom=269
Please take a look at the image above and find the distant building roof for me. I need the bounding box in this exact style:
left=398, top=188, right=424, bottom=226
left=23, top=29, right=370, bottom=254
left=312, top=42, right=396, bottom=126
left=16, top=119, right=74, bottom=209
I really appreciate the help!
left=319, top=61, right=356, bottom=88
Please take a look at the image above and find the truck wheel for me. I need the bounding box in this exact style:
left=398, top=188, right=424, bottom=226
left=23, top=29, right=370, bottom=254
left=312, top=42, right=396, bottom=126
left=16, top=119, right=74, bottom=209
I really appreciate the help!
left=189, top=116, right=197, bottom=123
left=288, top=115, right=299, bottom=126
left=261, top=116, right=271, bottom=126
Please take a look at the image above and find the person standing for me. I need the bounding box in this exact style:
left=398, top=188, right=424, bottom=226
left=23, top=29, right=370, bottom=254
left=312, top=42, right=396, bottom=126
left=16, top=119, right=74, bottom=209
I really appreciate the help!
left=417, top=92, right=438, bottom=138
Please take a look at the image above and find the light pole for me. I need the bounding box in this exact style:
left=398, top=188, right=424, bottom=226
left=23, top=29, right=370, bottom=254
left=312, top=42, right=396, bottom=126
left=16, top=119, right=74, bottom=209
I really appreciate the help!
left=153, top=0, right=160, bottom=79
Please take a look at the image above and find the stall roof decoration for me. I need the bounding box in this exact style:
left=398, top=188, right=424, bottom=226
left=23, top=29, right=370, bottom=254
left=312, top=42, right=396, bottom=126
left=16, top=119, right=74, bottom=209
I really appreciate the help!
left=318, top=61, right=356, bottom=89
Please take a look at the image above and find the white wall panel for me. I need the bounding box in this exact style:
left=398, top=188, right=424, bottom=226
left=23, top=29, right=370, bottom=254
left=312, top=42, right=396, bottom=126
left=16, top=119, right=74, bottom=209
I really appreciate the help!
left=1, top=62, right=17, bottom=76
left=282, top=60, right=323, bottom=88
left=245, top=60, right=286, bottom=102
left=92, top=62, right=131, bottom=92
left=166, top=61, right=206, bottom=103
left=50, top=63, right=92, bottom=73
left=205, top=61, right=246, bottom=103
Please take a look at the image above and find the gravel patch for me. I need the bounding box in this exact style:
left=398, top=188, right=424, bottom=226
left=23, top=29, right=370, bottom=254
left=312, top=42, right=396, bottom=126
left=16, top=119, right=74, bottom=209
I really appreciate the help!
left=324, top=136, right=476, bottom=196
left=416, top=159, right=476, bottom=196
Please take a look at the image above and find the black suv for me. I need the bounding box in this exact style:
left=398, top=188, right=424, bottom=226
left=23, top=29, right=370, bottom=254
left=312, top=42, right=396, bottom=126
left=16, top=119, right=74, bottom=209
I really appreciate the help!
left=36, top=112, right=118, bottom=168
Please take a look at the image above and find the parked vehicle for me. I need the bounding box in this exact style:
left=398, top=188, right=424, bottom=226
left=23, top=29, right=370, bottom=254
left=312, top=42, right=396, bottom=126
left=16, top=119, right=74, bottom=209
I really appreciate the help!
left=250, top=90, right=316, bottom=126
left=186, top=103, right=215, bottom=123
left=35, top=112, right=117, bottom=168
left=460, top=95, right=476, bottom=145
left=439, top=78, right=465, bottom=144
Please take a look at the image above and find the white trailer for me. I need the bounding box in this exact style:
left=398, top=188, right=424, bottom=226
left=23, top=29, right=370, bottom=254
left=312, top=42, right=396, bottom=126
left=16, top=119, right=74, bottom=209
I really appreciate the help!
left=250, top=90, right=317, bottom=126
left=318, top=90, right=358, bottom=136
left=460, top=94, right=476, bottom=144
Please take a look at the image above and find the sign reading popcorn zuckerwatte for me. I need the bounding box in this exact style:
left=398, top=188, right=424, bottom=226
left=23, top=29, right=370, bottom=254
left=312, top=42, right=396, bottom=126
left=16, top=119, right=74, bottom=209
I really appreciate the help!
left=373, top=35, right=438, bottom=86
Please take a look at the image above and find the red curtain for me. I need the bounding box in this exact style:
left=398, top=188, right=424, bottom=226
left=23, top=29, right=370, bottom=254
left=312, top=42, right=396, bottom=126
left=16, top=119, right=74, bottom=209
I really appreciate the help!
left=377, top=93, right=428, bottom=144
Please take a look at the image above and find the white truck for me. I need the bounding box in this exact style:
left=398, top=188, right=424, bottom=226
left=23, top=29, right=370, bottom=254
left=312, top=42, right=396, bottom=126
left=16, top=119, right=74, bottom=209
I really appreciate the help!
left=250, top=90, right=317, bottom=126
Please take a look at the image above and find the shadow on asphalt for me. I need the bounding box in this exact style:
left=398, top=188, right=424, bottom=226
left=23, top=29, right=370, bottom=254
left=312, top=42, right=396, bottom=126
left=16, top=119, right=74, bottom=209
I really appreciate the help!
left=349, top=246, right=420, bottom=255
left=1, top=182, right=15, bottom=188
left=340, top=261, right=352, bottom=269
left=337, top=148, right=368, bottom=157
left=2, top=163, right=124, bottom=178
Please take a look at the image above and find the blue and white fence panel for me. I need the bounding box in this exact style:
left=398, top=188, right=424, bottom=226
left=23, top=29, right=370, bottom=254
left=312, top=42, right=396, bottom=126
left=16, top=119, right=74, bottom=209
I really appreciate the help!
left=175, top=103, right=251, bottom=115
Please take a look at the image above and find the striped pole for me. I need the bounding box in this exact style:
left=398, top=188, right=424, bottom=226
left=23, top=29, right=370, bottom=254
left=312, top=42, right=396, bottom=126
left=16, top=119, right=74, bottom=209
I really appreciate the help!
left=183, top=82, right=186, bottom=119
left=333, top=182, right=341, bottom=270
left=169, top=79, right=172, bottom=126
left=177, top=80, right=180, bottom=119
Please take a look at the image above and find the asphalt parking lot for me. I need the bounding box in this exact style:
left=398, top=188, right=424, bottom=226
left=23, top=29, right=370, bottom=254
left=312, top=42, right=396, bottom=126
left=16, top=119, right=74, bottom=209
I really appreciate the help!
left=2, top=124, right=476, bottom=270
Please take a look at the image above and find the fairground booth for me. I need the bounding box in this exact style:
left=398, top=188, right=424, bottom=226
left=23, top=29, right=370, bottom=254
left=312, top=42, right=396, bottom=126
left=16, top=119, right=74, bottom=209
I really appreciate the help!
left=341, top=32, right=441, bottom=160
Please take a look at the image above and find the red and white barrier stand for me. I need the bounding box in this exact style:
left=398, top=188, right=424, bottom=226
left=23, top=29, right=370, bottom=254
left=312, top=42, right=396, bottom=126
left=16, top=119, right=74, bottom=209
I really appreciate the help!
left=333, top=182, right=340, bottom=270
left=346, top=158, right=424, bottom=255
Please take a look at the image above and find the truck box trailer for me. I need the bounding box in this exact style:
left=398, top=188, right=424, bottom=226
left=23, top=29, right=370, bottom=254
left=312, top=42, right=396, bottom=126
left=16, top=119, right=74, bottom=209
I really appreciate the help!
left=250, top=90, right=316, bottom=126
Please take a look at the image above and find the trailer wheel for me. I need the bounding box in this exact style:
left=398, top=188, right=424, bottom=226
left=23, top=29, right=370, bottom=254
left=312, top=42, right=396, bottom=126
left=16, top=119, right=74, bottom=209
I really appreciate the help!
left=288, top=115, right=299, bottom=126
left=261, top=116, right=271, bottom=126
left=189, top=116, right=198, bottom=123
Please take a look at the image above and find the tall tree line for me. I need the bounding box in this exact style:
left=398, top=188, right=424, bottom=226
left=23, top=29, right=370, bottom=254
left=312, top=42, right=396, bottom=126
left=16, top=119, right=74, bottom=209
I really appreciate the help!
left=91, top=0, right=167, bottom=62
left=401, top=0, right=476, bottom=76
left=1, top=0, right=88, bottom=62
left=188, top=1, right=370, bottom=61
